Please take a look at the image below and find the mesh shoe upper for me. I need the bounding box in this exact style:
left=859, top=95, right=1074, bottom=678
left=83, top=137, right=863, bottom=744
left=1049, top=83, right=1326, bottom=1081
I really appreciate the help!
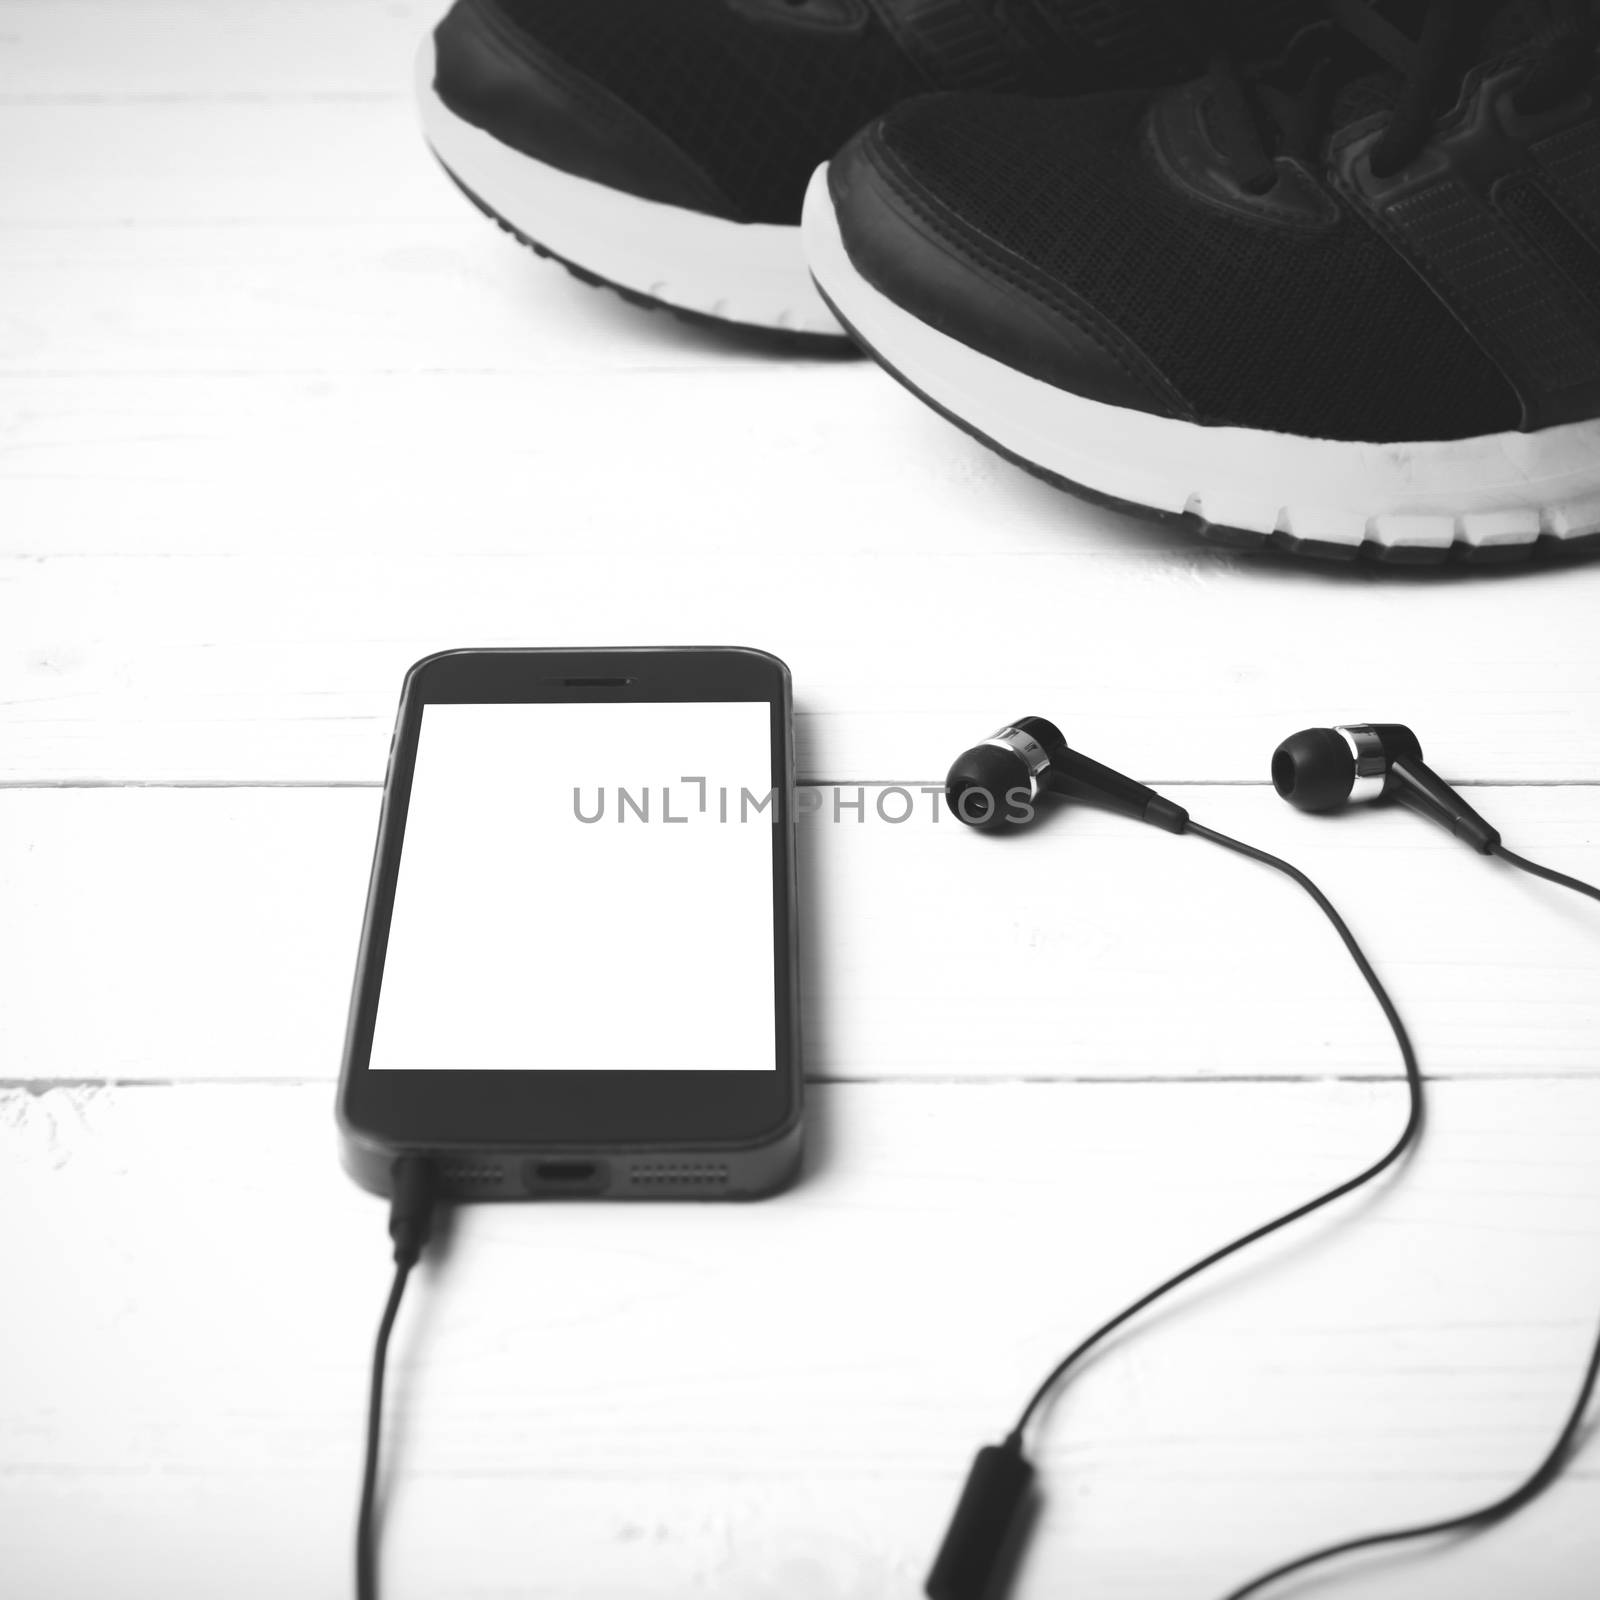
left=853, top=87, right=1525, bottom=440
left=445, top=0, right=1321, bottom=224
left=825, top=0, right=1600, bottom=441
left=482, top=0, right=927, bottom=222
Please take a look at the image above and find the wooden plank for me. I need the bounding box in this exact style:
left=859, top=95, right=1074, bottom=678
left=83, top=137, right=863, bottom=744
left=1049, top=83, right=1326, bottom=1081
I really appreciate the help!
left=2, top=1078, right=1597, bottom=1598
left=3, top=785, right=1595, bottom=1085
left=2, top=384, right=1597, bottom=788
left=0, top=225, right=785, bottom=374
left=0, top=103, right=450, bottom=225
left=0, top=529, right=1595, bottom=782
left=0, top=0, right=431, bottom=102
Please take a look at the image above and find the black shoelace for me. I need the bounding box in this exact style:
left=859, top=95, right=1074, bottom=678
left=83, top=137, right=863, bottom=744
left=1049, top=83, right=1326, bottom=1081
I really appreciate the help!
left=1208, top=0, right=1598, bottom=194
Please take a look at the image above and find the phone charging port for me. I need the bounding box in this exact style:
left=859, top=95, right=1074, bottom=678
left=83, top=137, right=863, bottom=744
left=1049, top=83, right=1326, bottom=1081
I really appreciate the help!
left=525, top=1159, right=607, bottom=1194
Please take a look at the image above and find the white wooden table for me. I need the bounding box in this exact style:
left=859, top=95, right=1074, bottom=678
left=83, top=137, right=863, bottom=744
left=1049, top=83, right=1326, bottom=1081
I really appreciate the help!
left=3, top=5, right=1599, bottom=1597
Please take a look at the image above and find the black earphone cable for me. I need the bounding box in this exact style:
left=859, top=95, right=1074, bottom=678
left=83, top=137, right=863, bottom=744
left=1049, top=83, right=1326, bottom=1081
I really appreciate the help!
left=1217, top=1306, right=1600, bottom=1599
left=1488, top=841, right=1600, bottom=904
left=1213, top=830, right=1600, bottom=1598
left=358, top=1258, right=414, bottom=1600
left=1008, top=818, right=1424, bottom=1444
left=357, top=1155, right=438, bottom=1600
left=999, top=819, right=1600, bottom=1599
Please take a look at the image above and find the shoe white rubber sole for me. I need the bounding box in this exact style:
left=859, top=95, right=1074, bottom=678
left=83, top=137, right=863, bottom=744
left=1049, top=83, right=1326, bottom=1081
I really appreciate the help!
left=802, top=165, right=1600, bottom=563
left=416, top=38, right=844, bottom=342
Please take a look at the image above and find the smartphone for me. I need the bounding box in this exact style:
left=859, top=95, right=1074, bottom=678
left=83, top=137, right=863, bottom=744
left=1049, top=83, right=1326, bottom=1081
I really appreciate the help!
left=337, top=647, right=802, bottom=1200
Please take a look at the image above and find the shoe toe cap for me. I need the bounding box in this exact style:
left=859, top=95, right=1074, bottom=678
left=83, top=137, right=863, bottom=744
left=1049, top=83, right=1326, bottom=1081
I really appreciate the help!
left=429, top=0, right=741, bottom=218
left=823, top=97, right=1186, bottom=420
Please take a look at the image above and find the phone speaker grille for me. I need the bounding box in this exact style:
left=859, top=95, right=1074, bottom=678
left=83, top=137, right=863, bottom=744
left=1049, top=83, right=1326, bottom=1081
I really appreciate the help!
left=628, top=1162, right=731, bottom=1191
left=437, top=1160, right=508, bottom=1194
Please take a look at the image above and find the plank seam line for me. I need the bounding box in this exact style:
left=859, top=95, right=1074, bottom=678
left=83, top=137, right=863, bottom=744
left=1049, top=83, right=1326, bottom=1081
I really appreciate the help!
left=3, top=780, right=1599, bottom=793
left=3, top=1073, right=1597, bottom=1092
left=0, top=94, right=409, bottom=109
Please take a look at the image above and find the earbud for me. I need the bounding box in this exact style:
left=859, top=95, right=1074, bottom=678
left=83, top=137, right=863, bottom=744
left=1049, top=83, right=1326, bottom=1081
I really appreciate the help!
left=945, top=717, right=1189, bottom=834
left=1272, top=723, right=1501, bottom=853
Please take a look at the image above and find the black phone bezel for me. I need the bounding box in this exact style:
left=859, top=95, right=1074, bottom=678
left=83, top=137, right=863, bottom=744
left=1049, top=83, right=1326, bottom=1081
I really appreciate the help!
left=337, top=647, right=800, bottom=1152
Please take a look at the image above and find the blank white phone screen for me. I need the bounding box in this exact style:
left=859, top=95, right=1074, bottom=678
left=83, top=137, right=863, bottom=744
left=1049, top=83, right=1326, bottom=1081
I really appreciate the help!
left=369, top=700, right=777, bottom=1071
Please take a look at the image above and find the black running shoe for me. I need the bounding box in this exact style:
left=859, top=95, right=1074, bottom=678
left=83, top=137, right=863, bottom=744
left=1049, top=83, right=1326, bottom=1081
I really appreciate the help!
left=418, top=0, right=1312, bottom=343
left=805, top=0, right=1600, bottom=561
